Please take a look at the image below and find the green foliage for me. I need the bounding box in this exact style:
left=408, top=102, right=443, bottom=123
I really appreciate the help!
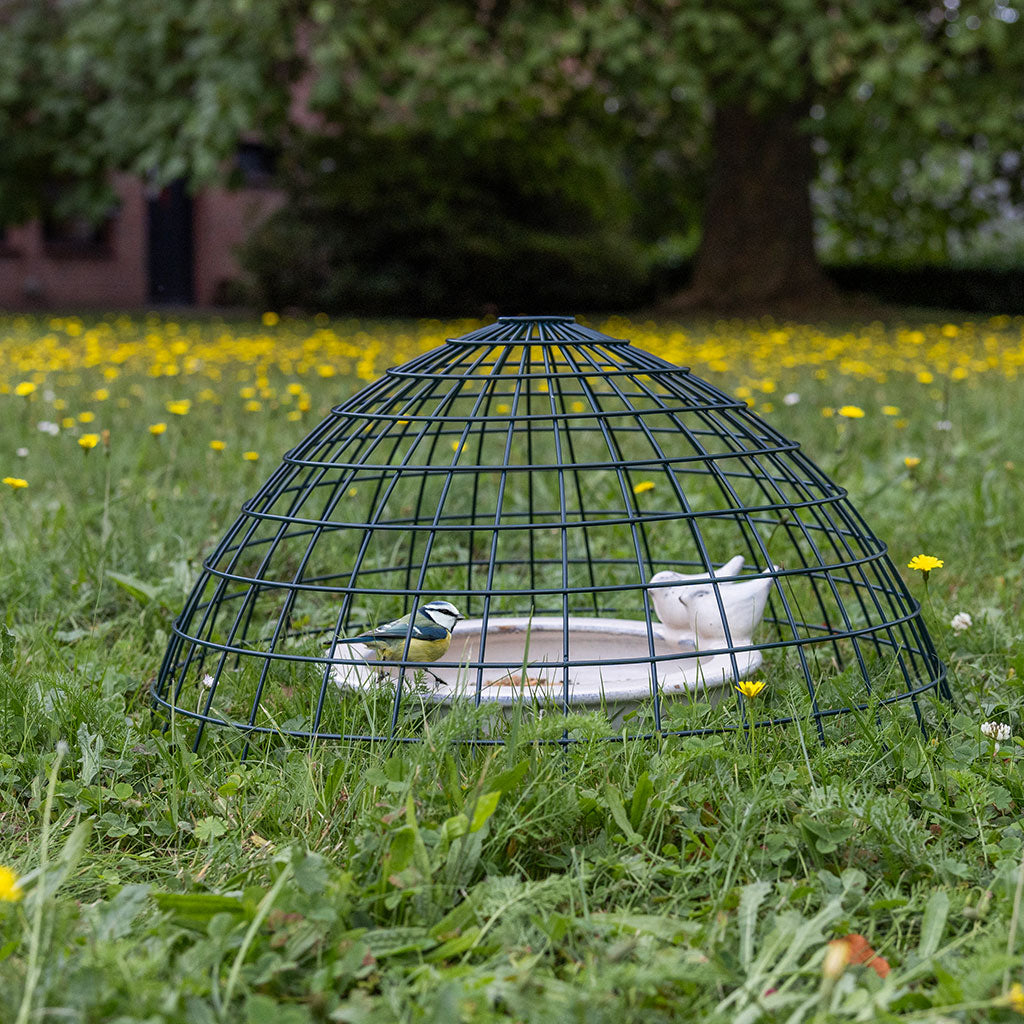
left=241, top=126, right=655, bottom=314
left=299, top=0, right=1024, bottom=265
left=0, top=2, right=113, bottom=225
left=0, top=0, right=298, bottom=224
left=5, top=0, right=1024, bottom=289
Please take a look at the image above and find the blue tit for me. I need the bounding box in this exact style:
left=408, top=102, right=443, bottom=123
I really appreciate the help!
left=334, top=600, right=464, bottom=662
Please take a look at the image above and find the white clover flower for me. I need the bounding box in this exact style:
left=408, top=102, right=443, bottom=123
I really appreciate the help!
left=981, top=721, right=1012, bottom=751
left=981, top=721, right=1011, bottom=741
left=950, top=612, right=973, bottom=633
left=15, top=447, right=28, bottom=458
left=37, top=421, right=59, bottom=435
left=783, top=392, right=801, bottom=406
left=934, top=420, right=953, bottom=431
left=202, top=673, right=215, bottom=689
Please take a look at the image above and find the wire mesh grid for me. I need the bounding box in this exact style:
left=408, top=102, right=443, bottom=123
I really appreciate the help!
left=153, top=315, right=949, bottom=748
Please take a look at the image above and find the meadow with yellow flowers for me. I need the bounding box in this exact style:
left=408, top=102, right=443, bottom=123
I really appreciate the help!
left=2, top=311, right=1024, bottom=1022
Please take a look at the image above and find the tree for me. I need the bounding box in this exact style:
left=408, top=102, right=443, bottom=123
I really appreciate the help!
left=0, top=0, right=299, bottom=225
left=303, top=0, right=1024, bottom=308
left=5, top=0, right=1024, bottom=309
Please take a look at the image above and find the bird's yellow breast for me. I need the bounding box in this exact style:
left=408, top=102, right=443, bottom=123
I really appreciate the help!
left=368, top=635, right=452, bottom=662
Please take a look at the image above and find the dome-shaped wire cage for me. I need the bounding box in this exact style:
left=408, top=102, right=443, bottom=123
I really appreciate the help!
left=154, top=315, right=949, bottom=749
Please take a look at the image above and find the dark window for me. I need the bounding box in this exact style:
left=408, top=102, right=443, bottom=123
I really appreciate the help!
left=42, top=184, right=114, bottom=259
left=234, top=142, right=278, bottom=189
left=41, top=180, right=117, bottom=260
left=0, top=226, right=20, bottom=259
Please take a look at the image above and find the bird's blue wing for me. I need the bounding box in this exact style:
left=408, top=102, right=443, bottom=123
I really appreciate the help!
left=340, top=618, right=448, bottom=644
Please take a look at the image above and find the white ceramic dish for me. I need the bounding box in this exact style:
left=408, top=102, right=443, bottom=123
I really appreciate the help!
left=328, top=615, right=762, bottom=709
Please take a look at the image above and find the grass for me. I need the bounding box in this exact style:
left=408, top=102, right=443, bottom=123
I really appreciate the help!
left=1, top=311, right=1024, bottom=1021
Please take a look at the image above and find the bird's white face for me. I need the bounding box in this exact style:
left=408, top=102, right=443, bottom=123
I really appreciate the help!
left=422, top=600, right=463, bottom=632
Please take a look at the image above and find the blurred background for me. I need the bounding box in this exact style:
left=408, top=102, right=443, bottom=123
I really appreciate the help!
left=1, top=0, right=1023, bottom=316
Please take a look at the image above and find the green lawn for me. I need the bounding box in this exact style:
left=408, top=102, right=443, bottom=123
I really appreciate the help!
left=1, top=312, right=1023, bottom=1022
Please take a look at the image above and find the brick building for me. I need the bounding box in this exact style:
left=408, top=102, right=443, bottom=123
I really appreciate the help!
left=0, top=162, right=283, bottom=310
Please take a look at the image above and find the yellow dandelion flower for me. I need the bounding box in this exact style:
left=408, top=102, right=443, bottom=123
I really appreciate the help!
left=571, top=401, right=585, bottom=412
left=60, top=417, right=75, bottom=429
left=14, top=381, right=36, bottom=397
left=916, top=370, right=934, bottom=384
left=735, top=679, right=767, bottom=699
left=821, top=407, right=834, bottom=418
left=53, top=399, right=67, bottom=411
left=149, top=422, right=167, bottom=436
left=497, top=403, right=511, bottom=414
left=244, top=400, right=262, bottom=412
left=78, top=411, right=95, bottom=423
left=286, top=411, right=302, bottom=421
left=286, top=383, right=304, bottom=396
left=895, top=418, right=909, bottom=429
left=165, top=399, right=191, bottom=416
left=907, top=554, right=943, bottom=574
left=0, top=865, right=23, bottom=902
left=261, top=311, right=280, bottom=327
left=209, top=440, right=226, bottom=451
left=882, top=405, right=900, bottom=416
left=78, top=433, right=100, bottom=450
left=904, top=456, right=921, bottom=469
left=632, top=480, right=655, bottom=494
left=92, top=388, right=110, bottom=402
left=2, top=477, right=28, bottom=490
left=242, top=451, right=259, bottom=462
left=838, top=405, right=865, bottom=419
left=1006, top=983, right=1024, bottom=1013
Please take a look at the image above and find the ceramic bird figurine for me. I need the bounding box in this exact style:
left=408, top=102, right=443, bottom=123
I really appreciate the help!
left=649, top=555, right=775, bottom=650
left=649, top=555, right=743, bottom=646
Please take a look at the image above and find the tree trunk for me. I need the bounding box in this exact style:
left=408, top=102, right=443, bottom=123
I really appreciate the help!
left=662, top=103, right=836, bottom=313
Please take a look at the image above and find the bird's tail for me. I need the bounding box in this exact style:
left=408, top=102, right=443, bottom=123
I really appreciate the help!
left=326, top=634, right=377, bottom=650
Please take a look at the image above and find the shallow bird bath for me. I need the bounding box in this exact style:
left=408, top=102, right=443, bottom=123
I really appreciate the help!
left=329, top=615, right=764, bottom=719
